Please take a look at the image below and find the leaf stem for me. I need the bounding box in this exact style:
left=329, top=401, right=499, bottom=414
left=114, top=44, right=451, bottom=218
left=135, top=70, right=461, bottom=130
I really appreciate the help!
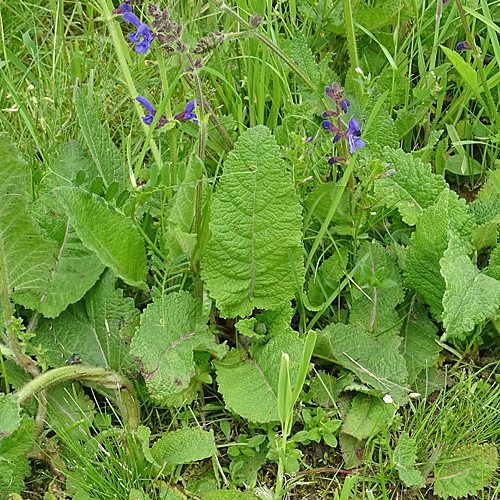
left=15, top=365, right=140, bottom=431
left=342, top=0, right=361, bottom=99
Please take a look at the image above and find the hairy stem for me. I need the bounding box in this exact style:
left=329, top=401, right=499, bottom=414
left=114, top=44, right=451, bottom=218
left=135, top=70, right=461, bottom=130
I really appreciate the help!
left=342, top=0, right=361, bottom=99
left=15, top=365, right=140, bottom=431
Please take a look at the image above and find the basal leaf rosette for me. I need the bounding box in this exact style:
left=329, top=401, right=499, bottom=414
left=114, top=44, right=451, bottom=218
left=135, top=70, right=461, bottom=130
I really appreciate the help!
left=201, top=125, right=305, bottom=318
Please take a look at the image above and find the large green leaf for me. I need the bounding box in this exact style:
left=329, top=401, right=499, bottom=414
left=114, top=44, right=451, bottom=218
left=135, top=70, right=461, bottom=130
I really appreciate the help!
left=0, top=133, right=56, bottom=321
left=373, top=148, right=448, bottom=226
left=55, top=187, right=148, bottom=288
left=74, top=87, right=123, bottom=190
left=315, top=323, right=410, bottom=404
left=130, top=291, right=227, bottom=406
left=405, top=189, right=475, bottom=318
left=290, top=30, right=320, bottom=89
left=201, top=126, right=305, bottom=318
left=433, top=443, right=497, bottom=499
left=0, top=416, right=35, bottom=495
left=349, top=241, right=404, bottom=336
left=441, top=233, right=500, bottom=341
left=203, top=490, right=256, bottom=500
left=28, top=193, right=105, bottom=317
left=401, top=302, right=441, bottom=384
left=34, top=269, right=138, bottom=374
left=215, top=329, right=304, bottom=422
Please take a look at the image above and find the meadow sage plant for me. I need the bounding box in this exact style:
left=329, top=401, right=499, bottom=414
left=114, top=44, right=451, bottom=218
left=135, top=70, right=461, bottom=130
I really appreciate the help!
left=321, top=82, right=365, bottom=164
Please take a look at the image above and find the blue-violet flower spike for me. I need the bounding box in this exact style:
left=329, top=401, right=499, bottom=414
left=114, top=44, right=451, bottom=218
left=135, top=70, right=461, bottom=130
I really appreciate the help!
left=328, top=156, right=345, bottom=165
left=346, top=118, right=365, bottom=154
left=123, top=12, right=153, bottom=54
left=340, top=99, right=351, bottom=114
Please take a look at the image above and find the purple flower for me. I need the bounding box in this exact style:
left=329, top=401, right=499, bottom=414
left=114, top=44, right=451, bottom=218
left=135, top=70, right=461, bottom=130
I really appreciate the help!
left=386, top=168, right=396, bottom=176
left=456, top=41, right=472, bottom=51
left=112, top=2, right=131, bottom=15
left=174, top=100, right=199, bottom=124
left=346, top=118, right=365, bottom=154
left=136, top=96, right=168, bottom=128
left=340, top=99, right=351, bottom=114
left=304, top=136, right=313, bottom=143
left=123, top=12, right=153, bottom=54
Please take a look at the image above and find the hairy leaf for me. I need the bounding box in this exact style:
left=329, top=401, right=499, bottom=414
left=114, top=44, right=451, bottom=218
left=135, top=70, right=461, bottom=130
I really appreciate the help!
left=130, top=291, right=227, bottom=406
left=290, top=30, right=320, bottom=88
left=151, top=427, right=216, bottom=465
left=28, top=193, right=105, bottom=317
left=215, top=330, right=304, bottom=422
left=74, top=87, right=123, bottom=190
left=363, top=88, right=399, bottom=151
left=394, top=432, right=425, bottom=488
left=349, top=241, right=404, bottom=335
left=433, top=443, right=497, bottom=499
left=34, top=269, right=138, bottom=374
left=315, top=323, right=410, bottom=403
left=0, top=133, right=57, bottom=322
left=356, top=0, right=418, bottom=31
left=0, top=416, right=35, bottom=494
left=373, top=148, right=448, bottom=226
left=55, top=187, right=148, bottom=288
left=42, top=141, right=100, bottom=191
left=0, top=393, right=21, bottom=435
left=342, top=394, right=394, bottom=441
left=401, top=301, right=441, bottom=384
left=441, top=233, right=500, bottom=341
left=201, top=126, right=304, bottom=317
left=310, top=371, right=355, bottom=408
left=405, top=189, right=474, bottom=318
left=339, top=433, right=365, bottom=468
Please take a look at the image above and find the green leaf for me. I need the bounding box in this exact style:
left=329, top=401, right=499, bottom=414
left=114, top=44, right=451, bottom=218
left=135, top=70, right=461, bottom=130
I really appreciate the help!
left=349, top=241, right=405, bottom=336
left=339, top=432, right=365, bottom=468
left=315, top=323, right=410, bottom=404
left=401, top=302, right=441, bottom=385
left=290, top=30, right=320, bottom=88
left=74, top=87, right=123, bottom=190
left=201, top=126, right=304, bottom=317
left=306, top=246, right=348, bottom=310
left=0, top=393, right=21, bottom=435
left=341, top=393, right=394, bottom=440
left=373, top=148, right=448, bottom=226
left=34, top=269, right=138, bottom=374
left=28, top=193, right=105, bottom=317
left=215, top=330, right=304, bottom=422
left=203, top=490, right=256, bottom=500
left=441, top=233, right=500, bottom=341
left=0, top=133, right=57, bottom=321
left=0, top=416, right=35, bottom=495
left=310, top=371, right=355, bottom=408
left=440, top=45, right=482, bottom=103
left=433, top=443, right=497, bottom=499
left=363, top=88, right=399, bottom=151
left=130, top=291, right=227, bottom=406
left=394, top=432, right=425, bottom=488
left=55, top=187, right=148, bottom=288
left=42, top=141, right=100, bottom=191
left=405, top=189, right=475, bottom=318
left=151, top=427, right=216, bottom=465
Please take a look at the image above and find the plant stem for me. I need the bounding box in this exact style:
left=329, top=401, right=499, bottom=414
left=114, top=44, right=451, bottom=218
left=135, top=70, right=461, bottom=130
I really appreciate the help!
left=97, top=0, right=162, bottom=168
left=454, top=0, right=500, bottom=129
left=342, top=0, right=361, bottom=99
left=15, top=365, right=140, bottom=431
